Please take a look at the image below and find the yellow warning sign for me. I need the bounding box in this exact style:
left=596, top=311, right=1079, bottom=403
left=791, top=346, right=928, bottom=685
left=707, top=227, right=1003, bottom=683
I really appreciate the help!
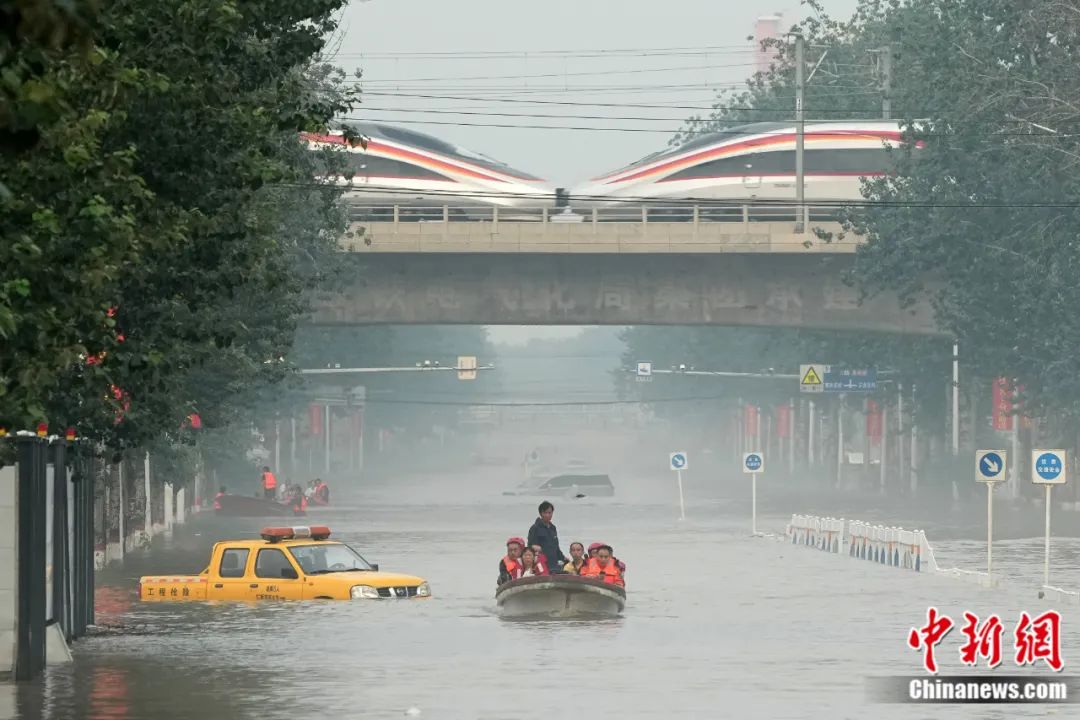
left=799, top=364, right=824, bottom=393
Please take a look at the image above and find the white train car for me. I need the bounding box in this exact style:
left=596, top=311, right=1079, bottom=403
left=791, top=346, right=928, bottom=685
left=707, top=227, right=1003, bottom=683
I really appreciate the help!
left=570, top=121, right=920, bottom=219
left=303, top=122, right=556, bottom=220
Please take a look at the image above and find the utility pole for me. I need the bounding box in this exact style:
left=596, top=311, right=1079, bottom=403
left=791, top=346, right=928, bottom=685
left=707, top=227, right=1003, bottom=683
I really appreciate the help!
left=794, top=32, right=806, bottom=232
left=879, top=45, right=892, bottom=119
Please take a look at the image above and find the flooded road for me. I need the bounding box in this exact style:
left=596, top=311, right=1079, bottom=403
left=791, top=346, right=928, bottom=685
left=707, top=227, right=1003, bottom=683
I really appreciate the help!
left=4, top=469, right=1079, bottom=720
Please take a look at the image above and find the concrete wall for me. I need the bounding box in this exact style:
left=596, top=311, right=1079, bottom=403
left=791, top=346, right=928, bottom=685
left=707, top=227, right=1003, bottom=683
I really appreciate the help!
left=0, top=465, right=16, bottom=676
left=310, top=254, right=942, bottom=335
left=341, top=220, right=860, bottom=255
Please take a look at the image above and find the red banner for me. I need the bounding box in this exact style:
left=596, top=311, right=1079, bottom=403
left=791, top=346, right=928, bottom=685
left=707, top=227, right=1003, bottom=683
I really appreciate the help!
left=776, top=404, right=791, bottom=439
left=744, top=404, right=759, bottom=436
left=992, top=378, right=1013, bottom=431
left=309, top=403, right=323, bottom=436
left=866, top=399, right=882, bottom=443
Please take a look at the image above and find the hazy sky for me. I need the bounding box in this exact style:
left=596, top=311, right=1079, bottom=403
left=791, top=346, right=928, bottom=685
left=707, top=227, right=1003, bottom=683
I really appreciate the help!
left=335, top=0, right=860, bottom=188
left=334, top=0, right=860, bottom=345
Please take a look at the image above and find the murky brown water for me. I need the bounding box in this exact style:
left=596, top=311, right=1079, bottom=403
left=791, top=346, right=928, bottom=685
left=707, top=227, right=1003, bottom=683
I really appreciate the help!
left=2, top=470, right=1078, bottom=719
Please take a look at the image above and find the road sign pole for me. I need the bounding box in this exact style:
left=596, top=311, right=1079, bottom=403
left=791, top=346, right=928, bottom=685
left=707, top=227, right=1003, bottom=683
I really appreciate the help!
left=807, top=400, right=815, bottom=465
left=1044, top=484, right=1052, bottom=587
left=677, top=469, right=686, bottom=521
left=987, top=481, right=993, bottom=581
left=752, top=472, right=757, bottom=536
left=788, top=399, right=795, bottom=475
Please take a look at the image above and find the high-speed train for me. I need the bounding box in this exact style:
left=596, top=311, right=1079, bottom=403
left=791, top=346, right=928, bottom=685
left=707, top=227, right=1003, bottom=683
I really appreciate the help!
left=302, top=122, right=555, bottom=219
left=570, top=121, right=921, bottom=209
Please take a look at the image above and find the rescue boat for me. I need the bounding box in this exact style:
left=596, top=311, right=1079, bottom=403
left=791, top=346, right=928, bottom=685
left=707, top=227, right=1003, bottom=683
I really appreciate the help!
left=495, top=575, right=625, bottom=619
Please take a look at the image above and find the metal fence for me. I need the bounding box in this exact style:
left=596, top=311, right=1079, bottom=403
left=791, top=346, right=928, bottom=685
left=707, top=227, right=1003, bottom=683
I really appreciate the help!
left=346, top=204, right=842, bottom=225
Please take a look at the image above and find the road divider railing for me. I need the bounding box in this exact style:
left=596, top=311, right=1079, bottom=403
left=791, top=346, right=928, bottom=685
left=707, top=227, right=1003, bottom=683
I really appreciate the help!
left=786, top=514, right=844, bottom=553
left=785, top=514, right=938, bottom=573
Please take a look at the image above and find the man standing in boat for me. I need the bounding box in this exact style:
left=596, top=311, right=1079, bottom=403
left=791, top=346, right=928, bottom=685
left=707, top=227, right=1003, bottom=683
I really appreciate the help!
left=527, top=501, right=567, bottom=574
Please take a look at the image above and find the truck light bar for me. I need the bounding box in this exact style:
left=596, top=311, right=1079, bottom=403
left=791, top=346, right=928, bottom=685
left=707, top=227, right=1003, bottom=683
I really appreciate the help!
left=260, top=526, right=332, bottom=542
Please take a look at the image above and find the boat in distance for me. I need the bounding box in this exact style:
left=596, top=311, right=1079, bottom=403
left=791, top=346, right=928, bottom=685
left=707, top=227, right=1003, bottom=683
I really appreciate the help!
left=495, top=574, right=625, bottom=619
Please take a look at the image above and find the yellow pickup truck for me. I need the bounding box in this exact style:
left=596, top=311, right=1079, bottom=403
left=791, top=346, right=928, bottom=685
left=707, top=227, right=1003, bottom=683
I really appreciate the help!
left=139, top=526, right=430, bottom=601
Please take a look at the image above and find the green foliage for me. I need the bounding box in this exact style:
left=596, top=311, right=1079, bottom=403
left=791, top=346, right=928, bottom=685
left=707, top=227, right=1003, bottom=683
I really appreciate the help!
left=1, top=0, right=355, bottom=466
left=648, top=0, right=1080, bottom=436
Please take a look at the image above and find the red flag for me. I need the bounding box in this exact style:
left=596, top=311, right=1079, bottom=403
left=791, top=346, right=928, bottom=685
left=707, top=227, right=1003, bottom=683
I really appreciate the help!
left=992, top=378, right=1013, bottom=431
left=744, top=404, right=759, bottom=436
left=866, top=400, right=882, bottom=443
left=309, top=403, right=323, bottom=436
left=776, top=404, right=791, bottom=439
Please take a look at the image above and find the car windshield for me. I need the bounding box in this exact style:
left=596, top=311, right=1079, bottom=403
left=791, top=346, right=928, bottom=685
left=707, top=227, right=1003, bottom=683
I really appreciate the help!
left=288, top=543, right=374, bottom=574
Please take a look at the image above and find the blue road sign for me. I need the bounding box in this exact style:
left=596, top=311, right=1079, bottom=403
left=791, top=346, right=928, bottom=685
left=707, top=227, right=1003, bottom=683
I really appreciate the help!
left=670, top=452, right=688, bottom=471
left=976, top=450, right=1006, bottom=482
left=821, top=367, right=877, bottom=393
left=1032, top=450, right=1066, bottom=484
left=744, top=453, right=763, bottom=473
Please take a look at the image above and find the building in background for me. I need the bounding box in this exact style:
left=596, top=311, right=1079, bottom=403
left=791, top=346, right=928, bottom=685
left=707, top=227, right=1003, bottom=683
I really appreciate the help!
left=754, top=14, right=784, bottom=74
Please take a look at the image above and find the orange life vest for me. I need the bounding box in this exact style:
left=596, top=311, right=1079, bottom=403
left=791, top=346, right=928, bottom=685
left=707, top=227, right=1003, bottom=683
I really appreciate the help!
left=261, top=471, right=277, bottom=490
left=501, top=555, right=521, bottom=579
left=582, top=557, right=624, bottom=587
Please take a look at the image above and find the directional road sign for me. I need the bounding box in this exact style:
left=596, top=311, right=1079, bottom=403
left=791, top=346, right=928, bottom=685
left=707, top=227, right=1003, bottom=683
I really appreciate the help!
left=743, top=452, right=764, bottom=474
left=637, top=362, right=652, bottom=377
left=799, top=364, right=877, bottom=393
left=1032, top=449, right=1068, bottom=485
left=976, top=450, right=1007, bottom=483
left=670, top=452, right=688, bottom=471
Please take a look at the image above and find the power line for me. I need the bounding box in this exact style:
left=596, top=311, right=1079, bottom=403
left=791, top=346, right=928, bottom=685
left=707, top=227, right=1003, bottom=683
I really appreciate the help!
left=337, top=114, right=1080, bottom=138
left=351, top=61, right=761, bottom=85
left=361, top=394, right=733, bottom=407
left=359, top=90, right=872, bottom=112
left=329, top=44, right=761, bottom=59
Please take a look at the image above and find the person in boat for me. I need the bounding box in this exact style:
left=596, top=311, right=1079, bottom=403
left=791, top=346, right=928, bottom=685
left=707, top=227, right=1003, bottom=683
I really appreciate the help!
left=563, top=542, right=587, bottom=575
left=580, top=544, right=624, bottom=587
left=588, top=542, right=627, bottom=575
left=213, top=486, right=227, bottom=511
left=529, top=544, right=552, bottom=575
left=527, top=501, right=567, bottom=573
left=498, top=537, right=525, bottom=586
left=519, top=547, right=549, bottom=578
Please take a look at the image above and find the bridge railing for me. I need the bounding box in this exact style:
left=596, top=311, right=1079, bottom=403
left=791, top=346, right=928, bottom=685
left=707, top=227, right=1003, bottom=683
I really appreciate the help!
left=346, top=204, right=845, bottom=225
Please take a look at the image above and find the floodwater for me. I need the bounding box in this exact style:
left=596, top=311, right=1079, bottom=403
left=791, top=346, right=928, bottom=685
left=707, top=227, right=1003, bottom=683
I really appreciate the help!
left=3, top=468, right=1079, bottom=720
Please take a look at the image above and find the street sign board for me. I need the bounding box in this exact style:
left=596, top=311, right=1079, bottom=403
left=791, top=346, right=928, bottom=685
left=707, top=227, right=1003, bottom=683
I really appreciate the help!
left=800, top=364, right=876, bottom=393
left=799, top=364, right=824, bottom=393
left=743, top=452, right=764, bottom=474
left=976, top=450, right=1007, bottom=483
left=457, top=355, right=478, bottom=381
left=1031, top=450, right=1068, bottom=485
left=670, top=452, right=688, bottom=471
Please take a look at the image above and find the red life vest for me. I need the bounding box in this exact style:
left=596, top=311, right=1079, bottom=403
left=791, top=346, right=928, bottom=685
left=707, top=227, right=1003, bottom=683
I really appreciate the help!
left=582, top=557, right=624, bottom=587
left=213, top=492, right=224, bottom=511
left=262, top=471, right=277, bottom=490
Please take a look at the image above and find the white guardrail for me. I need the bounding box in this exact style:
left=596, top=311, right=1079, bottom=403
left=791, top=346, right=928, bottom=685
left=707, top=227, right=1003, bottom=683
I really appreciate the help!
left=346, top=204, right=845, bottom=225
left=784, top=514, right=1080, bottom=601
left=785, top=514, right=937, bottom=573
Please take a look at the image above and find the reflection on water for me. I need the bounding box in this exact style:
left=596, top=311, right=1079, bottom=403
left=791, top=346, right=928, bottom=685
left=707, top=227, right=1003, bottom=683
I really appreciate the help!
left=6, top=470, right=1080, bottom=720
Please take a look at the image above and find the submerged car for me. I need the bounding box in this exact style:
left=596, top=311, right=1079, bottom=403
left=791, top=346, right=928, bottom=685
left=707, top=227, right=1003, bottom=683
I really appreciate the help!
left=503, top=472, right=615, bottom=498
left=138, top=526, right=430, bottom=601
